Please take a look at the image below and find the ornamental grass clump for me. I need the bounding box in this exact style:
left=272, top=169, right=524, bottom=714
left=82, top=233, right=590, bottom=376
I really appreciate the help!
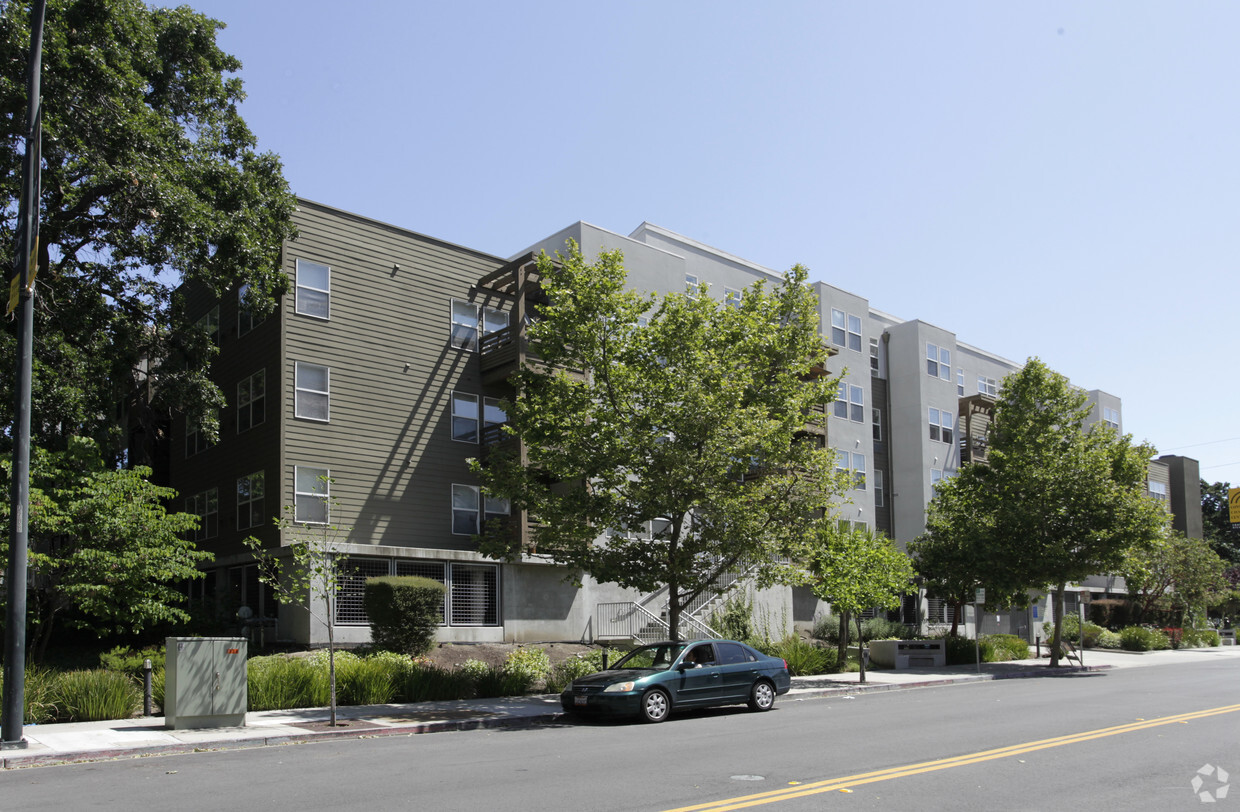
left=52, top=670, right=141, bottom=722
left=247, top=656, right=329, bottom=711
left=336, top=655, right=400, bottom=706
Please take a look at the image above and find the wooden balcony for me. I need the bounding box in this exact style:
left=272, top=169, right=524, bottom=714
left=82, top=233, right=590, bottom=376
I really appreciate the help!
left=958, top=393, right=996, bottom=465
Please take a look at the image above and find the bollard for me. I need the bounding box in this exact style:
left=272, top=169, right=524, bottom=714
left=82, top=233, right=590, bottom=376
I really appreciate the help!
left=1035, top=635, right=1041, bottom=658
left=143, top=658, right=153, bottom=717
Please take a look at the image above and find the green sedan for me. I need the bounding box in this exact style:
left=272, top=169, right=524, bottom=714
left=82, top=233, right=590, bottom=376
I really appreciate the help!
left=559, top=639, right=792, bottom=723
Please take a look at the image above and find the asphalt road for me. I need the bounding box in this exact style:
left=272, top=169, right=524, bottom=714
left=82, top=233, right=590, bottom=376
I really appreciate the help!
left=2, top=658, right=1235, bottom=811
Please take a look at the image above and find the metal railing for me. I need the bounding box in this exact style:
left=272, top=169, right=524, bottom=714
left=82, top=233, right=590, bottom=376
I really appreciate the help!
left=596, top=601, right=668, bottom=643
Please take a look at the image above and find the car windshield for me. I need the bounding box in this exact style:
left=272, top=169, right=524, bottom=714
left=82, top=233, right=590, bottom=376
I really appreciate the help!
left=611, top=643, right=688, bottom=671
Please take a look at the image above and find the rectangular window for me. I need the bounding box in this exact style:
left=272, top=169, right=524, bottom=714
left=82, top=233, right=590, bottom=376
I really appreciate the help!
left=938, top=346, right=951, bottom=381
left=295, top=466, right=329, bottom=524
left=872, top=408, right=884, bottom=454
left=834, top=382, right=848, bottom=419
left=295, top=258, right=330, bottom=319
left=237, top=283, right=263, bottom=337
left=874, top=470, right=885, bottom=508
left=295, top=362, right=330, bottom=421
left=452, top=392, right=479, bottom=443
left=186, top=411, right=215, bottom=458
left=685, top=274, right=699, bottom=297
left=849, top=385, right=864, bottom=423
left=237, top=369, right=266, bottom=433
left=1148, top=480, right=1167, bottom=501
left=852, top=453, right=866, bottom=490
left=957, top=369, right=965, bottom=397
left=836, top=449, right=850, bottom=475
left=187, top=488, right=218, bottom=541
left=930, top=468, right=943, bottom=485
left=482, top=397, right=507, bottom=444
left=196, top=306, right=220, bottom=344
left=483, top=307, right=508, bottom=338
left=928, top=407, right=953, bottom=444
left=484, top=494, right=510, bottom=524
left=451, top=299, right=480, bottom=351
left=452, top=484, right=480, bottom=535
left=847, top=314, right=862, bottom=352
left=869, top=337, right=880, bottom=375
left=236, top=471, right=265, bottom=530
left=725, top=288, right=742, bottom=309
left=978, top=376, right=998, bottom=397
left=831, top=309, right=846, bottom=347
left=927, top=342, right=951, bottom=379
left=1103, top=406, right=1120, bottom=431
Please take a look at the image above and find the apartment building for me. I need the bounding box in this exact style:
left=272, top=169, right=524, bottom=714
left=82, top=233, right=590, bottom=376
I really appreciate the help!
left=171, top=200, right=1200, bottom=646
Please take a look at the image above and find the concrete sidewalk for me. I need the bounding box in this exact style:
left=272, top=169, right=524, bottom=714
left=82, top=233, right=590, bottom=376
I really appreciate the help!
left=3, top=645, right=1237, bottom=770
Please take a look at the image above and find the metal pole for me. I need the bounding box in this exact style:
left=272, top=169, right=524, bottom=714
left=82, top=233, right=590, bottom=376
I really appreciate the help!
left=2, top=0, right=46, bottom=750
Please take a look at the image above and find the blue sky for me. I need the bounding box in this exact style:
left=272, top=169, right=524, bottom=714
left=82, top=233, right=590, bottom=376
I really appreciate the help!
left=181, top=1, right=1239, bottom=485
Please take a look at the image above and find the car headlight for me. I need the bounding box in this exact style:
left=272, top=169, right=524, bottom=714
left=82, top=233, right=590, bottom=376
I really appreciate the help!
left=603, top=681, right=636, bottom=692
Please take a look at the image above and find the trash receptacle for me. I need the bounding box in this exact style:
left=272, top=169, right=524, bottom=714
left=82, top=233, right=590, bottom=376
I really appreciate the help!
left=164, top=637, right=247, bottom=729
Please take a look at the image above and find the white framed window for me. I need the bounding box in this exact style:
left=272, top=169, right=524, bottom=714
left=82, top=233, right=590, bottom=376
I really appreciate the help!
left=452, top=392, right=480, bottom=443
left=725, top=287, right=742, bottom=309
left=927, top=342, right=950, bottom=380
left=978, top=376, right=998, bottom=397
left=833, top=382, right=848, bottom=419
left=957, top=369, right=965, bottom=397
left=295, top=259, right=331, bottom=319
left=295, top=466, right=330, bottom=524
left=685, top=274, right=700, bottom=296
left=1103, top=406, right=1120, bottom=431
left=238, top=283, right=263, bottom=337
left=452, top=484, right=480, bottom=535
left=451, top=300, right=480, bottom=351
left=872, top=408, right=883, bottom=452
left=187, top=488, right=218, bottom=541
left=847, top=313, right=862, bottom=352
left=295, top=362, right=330, bottom=421
left=237, top=370, right=266, bottom=433
left=836, top=449, right=849, bottom=475
left=874, top=470, right=885, bottom=507
left=1148, top=480, right=1167, bottom=501
left=484, top=495, right=510, bottom=524
left=928, top=407, right=953, bottom=444
left=483, top=397, right=507, bottom=444
left=849, top=385, right=864, bottom=422
left=869, top=337, right=880, bottom=375
left=930, top=468, right=943, bottom=486
left=830, top=309, right=846, bottom=347
left=196, top=306, right=220, bottom=343
left=852, top=453, right=866, bottom=490
left=236, top=471, right=265, bottom=530
left=451, top=300, right=507, bottom=352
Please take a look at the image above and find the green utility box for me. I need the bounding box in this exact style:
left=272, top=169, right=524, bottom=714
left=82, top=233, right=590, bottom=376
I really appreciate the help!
left=164, top=637, right=248, bottom=729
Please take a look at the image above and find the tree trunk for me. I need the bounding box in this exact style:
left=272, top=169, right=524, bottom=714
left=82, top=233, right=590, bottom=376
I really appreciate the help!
left=327, top=592, right=338, bottom=726
left=855, top=614, right=866, bottom=684
left=1049, top=583, right=1066, bottom=668
left=836, top=608, right=850, bottom=666
left=949, top=602, right=961, bottom=637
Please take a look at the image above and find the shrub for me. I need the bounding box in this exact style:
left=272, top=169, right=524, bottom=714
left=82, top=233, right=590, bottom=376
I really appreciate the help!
left=336, top=656, right=400, bottom=706
left=1178, top=629, right=1220, bottom=648
left=812, top=613, right=842, bottom=644
left=52, top=670, right=142, bottom=722
left=364, top=576, right=446, bottom=656
left=503, top=647, right=550, bottom=688
left=1119, top=626, right=1171, bottom=652
left=0, top=664, right=59, bottom=724
left=99, top=645, right=165, bottom=679
left=403, top=662, right=473, bottom=702
left=1041, top=614, right=1103, bottom=647
left=247, top=656, right=329, bottom=711
left=545, top=650, right=610, bottom=694
left=710, top=592, right=756, bottom=642
left=1096, top=630, right=1122, bottom=649
left=984, top=634, right=1032, bottom=661
left=860, top=617, right=910, bottom=642
left=753, top=635, right=833, bottom=676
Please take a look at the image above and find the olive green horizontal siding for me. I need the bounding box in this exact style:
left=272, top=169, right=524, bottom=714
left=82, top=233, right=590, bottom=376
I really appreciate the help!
left=280, top=201, right=507, bottom=552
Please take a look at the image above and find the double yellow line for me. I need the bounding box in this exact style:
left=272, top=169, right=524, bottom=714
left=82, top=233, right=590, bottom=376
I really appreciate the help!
left=664, top=703, right=1240, bottom=811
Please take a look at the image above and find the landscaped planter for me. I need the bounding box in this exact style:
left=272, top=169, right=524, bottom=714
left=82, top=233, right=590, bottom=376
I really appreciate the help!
left=868, top=639, right=946, bottom=668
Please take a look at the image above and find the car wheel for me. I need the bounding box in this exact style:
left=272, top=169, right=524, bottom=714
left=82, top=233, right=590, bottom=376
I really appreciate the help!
left=640, top=688, right=671, bottom=723
left=748, top=680, right=775, bottom=712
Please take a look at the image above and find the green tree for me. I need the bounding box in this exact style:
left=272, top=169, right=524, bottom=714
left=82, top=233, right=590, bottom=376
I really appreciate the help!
left=793, top=525, right=914, bottom=682
left=244, top=479, right=349, bottom=726
left=474, top=244, right=848, bottom=641
left=918, top=359, right=1167, bottom=667
left=1122, top=531, right=1229, bottom=627
left=1, top=437, right=210, bottom=659
left=1201, top=480, right=1240, bottom=568
left=0, top=0, right=296, bottom=463
left=910, top=471, right=1028, bottom=637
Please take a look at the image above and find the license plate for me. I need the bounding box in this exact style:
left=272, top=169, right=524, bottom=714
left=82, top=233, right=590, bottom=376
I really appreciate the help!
left=574, top=695, right=588, bottom=706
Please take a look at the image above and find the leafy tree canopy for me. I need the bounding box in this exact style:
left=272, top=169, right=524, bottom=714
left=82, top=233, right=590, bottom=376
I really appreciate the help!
left=0, top=436, right=210, bottom=658
left=914, top=358, right=1167, bottom=665
left=1201, top=480, right=1240, bottom=567
left=474, top=243, right=850, bottom=640
left=0, top=0, right=296, bottom=463
left=1121, top=530, right=1230, bottom=626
